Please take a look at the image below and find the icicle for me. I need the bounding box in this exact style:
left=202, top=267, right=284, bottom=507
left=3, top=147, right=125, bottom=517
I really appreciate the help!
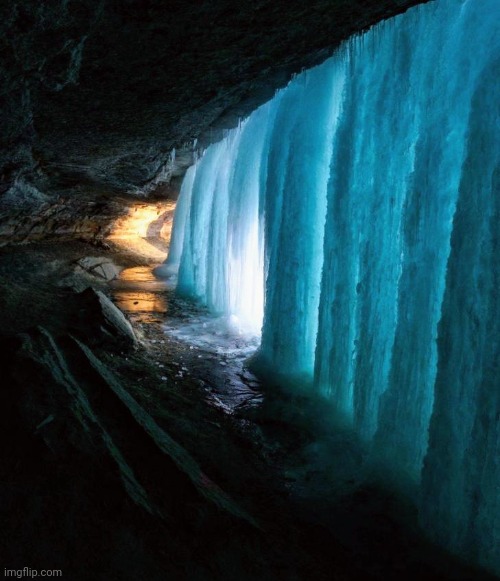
left=154, top=165, right=196, bottom=278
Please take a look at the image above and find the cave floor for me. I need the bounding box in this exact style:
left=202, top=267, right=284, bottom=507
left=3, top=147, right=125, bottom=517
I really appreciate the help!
left=0, top=240, right=495, bottom=581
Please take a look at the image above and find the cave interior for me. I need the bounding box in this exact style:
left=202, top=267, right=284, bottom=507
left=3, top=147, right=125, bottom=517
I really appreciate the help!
left=0, top=1, right=499, bottom=580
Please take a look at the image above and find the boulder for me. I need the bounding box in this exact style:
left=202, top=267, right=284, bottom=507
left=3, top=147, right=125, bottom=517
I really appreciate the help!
left=75, top=287, right=137, bottom=346
left=77, top=256, right=122, bottom=281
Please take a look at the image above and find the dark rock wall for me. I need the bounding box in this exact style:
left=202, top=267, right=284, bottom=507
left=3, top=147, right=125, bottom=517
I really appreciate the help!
left=1, top=0, right=428, bottom=237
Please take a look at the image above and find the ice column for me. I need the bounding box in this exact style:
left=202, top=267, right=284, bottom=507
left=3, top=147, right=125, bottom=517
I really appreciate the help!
left=154, top=165, right=196, bottom=277
left=260, top=57, right=346, bottom=379
left=173, top=108, right=272, bottom=334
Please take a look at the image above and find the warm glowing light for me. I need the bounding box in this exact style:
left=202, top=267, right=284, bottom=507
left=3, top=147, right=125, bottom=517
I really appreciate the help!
left=107, top=201, right=176, bottom=261
left=110, top=266, right=169, bottom=314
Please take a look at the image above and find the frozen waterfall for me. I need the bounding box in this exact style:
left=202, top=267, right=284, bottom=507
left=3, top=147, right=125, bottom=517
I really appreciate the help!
left=163, top=0, right=499, bottom=573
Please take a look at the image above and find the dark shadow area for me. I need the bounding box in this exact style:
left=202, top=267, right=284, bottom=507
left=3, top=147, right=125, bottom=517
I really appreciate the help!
left=0, top=241, right=496, bottom=580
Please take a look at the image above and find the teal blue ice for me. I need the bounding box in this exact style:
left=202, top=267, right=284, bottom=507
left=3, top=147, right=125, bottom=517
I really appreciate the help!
left=164, top=0, right=500, bottom=573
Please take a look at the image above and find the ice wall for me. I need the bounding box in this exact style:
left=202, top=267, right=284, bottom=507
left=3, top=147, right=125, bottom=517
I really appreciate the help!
left=164, top=0, right=499, bottom=572
left=420, top=58, right=500, bottom=571
left=171, top=106, right=273, bottom=334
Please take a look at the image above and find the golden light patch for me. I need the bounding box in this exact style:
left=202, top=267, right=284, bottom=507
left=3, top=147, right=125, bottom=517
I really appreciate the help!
left=107, top=201, right=176, bottom=261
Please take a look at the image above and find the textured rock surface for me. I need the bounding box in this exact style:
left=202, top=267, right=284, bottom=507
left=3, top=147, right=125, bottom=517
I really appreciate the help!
left=77, top=256, right=121, bottom=280
left=0, top=191, right=129, bottom=245
left=1, top=0, right=427, bottom=228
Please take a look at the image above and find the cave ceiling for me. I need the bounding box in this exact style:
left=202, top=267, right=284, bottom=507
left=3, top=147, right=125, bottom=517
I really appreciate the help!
left=1, top=0, right=427, bottom=204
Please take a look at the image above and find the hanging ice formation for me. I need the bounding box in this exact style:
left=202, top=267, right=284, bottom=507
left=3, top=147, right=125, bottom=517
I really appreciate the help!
left=164, top=0, right=499, bottom=572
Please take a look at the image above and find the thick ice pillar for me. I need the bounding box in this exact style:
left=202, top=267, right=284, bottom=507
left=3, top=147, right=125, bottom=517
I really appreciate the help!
left=171, top=110, right=272, bottom=334
left=259, top=58, right=345, bottom=380
left=373, top=0, right=489, bottom=475
left=421, top=58, right=500, bottom=572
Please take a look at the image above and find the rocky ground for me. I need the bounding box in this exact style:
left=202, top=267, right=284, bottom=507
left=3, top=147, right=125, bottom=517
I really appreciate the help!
left=0, top=238, right=495, bottom=580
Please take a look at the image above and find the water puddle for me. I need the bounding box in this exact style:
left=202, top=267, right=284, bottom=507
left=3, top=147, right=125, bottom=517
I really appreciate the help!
left=109, top=266, right=172, bottom=322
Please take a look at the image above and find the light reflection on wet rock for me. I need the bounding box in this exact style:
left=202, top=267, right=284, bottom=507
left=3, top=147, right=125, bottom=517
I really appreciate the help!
left=109, top=266, right=171, bottom=318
